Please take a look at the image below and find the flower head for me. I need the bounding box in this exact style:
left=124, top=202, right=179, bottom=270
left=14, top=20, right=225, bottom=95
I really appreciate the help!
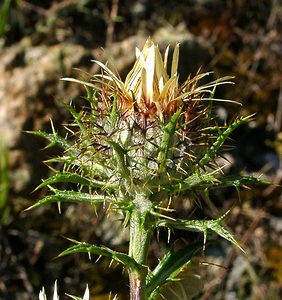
left=64, top=38, right=234, bottom=128
left=93, top=38, right=181, bottom=121
left=56, top=38, right=237, bottom=193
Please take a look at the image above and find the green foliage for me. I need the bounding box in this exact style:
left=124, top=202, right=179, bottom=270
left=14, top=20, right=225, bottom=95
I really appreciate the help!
left=197, top=115, right=253, bottom=169
left=59, top=238, right=140, bottom=270
left=26, top=188, right=111, bottom=211
left=158, top=211, right=244, bottom=252
left=146, top=242, right=202, bottom=298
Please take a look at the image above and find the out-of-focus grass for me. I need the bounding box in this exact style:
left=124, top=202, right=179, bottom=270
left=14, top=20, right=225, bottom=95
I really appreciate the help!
left=0, top=0, right=11, bottom=38
left=0, top=139, right=9, bottom=225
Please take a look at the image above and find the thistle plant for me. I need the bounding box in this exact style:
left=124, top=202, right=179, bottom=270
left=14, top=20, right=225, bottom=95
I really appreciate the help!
left=27, top=38, right=266, bottom=300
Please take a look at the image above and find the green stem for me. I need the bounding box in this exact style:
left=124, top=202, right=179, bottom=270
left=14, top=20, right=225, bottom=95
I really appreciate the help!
left=128, top=194, right=153, bottom=300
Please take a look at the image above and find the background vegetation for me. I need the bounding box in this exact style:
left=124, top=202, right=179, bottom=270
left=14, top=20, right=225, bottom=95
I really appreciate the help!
left=0, top=0, right=281, bottom=299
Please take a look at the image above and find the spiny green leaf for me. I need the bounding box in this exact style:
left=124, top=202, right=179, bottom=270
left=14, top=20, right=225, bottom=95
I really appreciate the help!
left=110, top=92, right=118, bottom=126
left=157, top=211, right=244, bottom=252
left=164, top=169, right=269, bottom=195
left=46, top=155, right=109, bottom=178
left=182, top=170, right=220, bottom=189
left=59, top=239, right=140, bottom=269
left=156, top=259, right=204, bottom=300
left=211, top=174, right=270, bottom=190
left=34, top=172, right=116, bottom=192
left=84, top=84, right=99, bottom=110
left=106, top=139, right=130, bottom=179
left=165, top=169, right=220, bottom=194
left=25, top=190, right=111, bottom=211
left=35, top=173, right=90, bottom=191
left=198, top=115, right=254, bottom=169
left=26, top=130, right=73, bottom=151
left=147, top=242, right=202, bottom=298
left=66, top=104, right=89, bottom=135
left=158, top=108, right=182, bottom=173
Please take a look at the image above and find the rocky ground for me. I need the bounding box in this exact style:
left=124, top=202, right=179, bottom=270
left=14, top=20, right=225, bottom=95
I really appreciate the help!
left=0, top=1, right=281, bottom=299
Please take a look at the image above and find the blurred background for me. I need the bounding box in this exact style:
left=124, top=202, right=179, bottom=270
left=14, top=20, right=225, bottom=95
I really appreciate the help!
left=0, top=0, right=281, bottom=299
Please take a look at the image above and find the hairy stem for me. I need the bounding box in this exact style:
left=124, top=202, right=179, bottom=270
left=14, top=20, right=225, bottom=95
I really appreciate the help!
left=128, top=195, right=153, bottom=300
